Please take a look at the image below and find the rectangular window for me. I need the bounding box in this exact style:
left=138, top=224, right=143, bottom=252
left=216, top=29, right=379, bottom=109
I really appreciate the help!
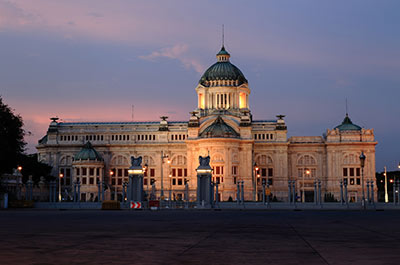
left=268, top=178, right=273, bottom=185
left=233, top=177, right=237, bottom=184
left=112, top=179, right=115, bottom=185
left=343, top=168, right=348, bottom=177
left=82, top=168, right=87, bottom=176
left=178, top=179, right=183, bottom=185
left=232, top=166, right=237, bottom=175
left=76, top=168, right=80, bottom=176
left=89, top=168, right=94, bottom=176
left=261, top=168, right=267, bottom=177
left=350, top=178, right=355, bottom=185
left=150, top=168, right=155, bottom=177
left=118, top=169, right=123, bottom=177
left=89, top=177, right=94, bottom=185
left=343, top=178, right=348, bottom=185
left=178, top=168, right=183, bottom=177
left=172, top=179, right=176, bottom=185
left=268, top=168, right=273, bottom=177
left=350, top=168, right=354, bottom=177
left=124, top=169, right=128, bottom=177
left=221, top=166, right=224, bottom=175
left=82, top=178, right=87, bottom=185
left=356, top=168, right=360, bottom=177
left=172, top=168, right=176, bottom=177
left=144, top=179, right=148, bottom=185
left=66, top=168, right=71, bottom=177
left=356, top=178, right=361, bottom=185
left=216, top=166, right=220, bottom=175
left=97, top=168, right=100, bottom=176
left=117, top=179, right=122, bottom=185
left=184, top=168, right=187, bottom=177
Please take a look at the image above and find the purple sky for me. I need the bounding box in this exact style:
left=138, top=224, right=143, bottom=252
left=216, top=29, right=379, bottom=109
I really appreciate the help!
left=1, top=0, right=399, bottom=171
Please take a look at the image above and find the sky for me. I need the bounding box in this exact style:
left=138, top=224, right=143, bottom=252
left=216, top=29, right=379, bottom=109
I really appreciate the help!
left=1, top=0, right=399, bottom=171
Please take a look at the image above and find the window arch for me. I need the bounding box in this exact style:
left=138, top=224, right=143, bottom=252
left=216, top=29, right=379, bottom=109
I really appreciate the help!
left=170, top=155, right=187, bottom=186
left=255, top=154, right=274, bottom=185
left=297, top=155, right=316, bottom=166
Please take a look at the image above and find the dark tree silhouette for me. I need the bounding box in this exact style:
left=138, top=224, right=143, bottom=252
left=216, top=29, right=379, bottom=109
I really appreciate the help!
left=0, top=96, right=26, bottom=175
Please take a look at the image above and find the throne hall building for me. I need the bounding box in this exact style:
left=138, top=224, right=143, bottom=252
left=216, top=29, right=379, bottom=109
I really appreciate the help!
left=37, top=45, right=377, bottom=202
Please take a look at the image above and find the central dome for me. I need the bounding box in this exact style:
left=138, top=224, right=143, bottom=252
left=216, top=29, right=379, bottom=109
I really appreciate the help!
left=199, top=46, right=247, bottom=87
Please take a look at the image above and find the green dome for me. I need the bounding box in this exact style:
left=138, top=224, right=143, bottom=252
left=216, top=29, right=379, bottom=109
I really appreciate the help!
left=199, top=116, right=239, bottom=138
left=74, top=142, right=103, bottom=161
left=334, top=114, right=361, bottom=131
left=199, top=46, right=247, bottom=86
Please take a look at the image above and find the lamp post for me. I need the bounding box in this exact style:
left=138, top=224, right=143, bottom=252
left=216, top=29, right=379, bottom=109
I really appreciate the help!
left=59, top=173, right=64, bottom=202
left=253, top=163, right=259, bottom=201
left=359, top=152, right=366, bottom=209
left=160, top=151, right=169, bottom=198
left=303, top=169, right=310, bottom=203
left=143, top=163, right=148, bottom=199
left=384, top=166, right=388, bottom=203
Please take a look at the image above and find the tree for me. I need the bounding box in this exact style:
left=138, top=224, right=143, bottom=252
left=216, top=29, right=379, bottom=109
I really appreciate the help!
left=17, top=154, right=53, bottom=183
left=0, top=96, right=26, bottom=175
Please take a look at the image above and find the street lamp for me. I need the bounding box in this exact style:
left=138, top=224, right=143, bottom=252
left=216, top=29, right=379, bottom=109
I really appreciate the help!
left=384, top=166, right=388, bottom=203
left=143, top=163, right=148, bottom=199
left=59, top=173, right=64, bottom=202
left=253, top=163, right=259, bottom=201
left=359, top=151, right=366, bottom=209
left=303, top=169, right=310, bottom=203
left=160, top=151, right=169, bottom=198
left=17, top=166, right=22, bottom=172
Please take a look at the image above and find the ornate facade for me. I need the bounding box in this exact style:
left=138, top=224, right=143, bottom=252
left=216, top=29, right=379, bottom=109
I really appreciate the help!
left=37, top=46, right=377, bottom=202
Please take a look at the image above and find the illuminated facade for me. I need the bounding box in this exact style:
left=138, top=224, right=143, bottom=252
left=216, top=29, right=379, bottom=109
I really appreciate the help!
left=37, top=46, right=377, bottom=202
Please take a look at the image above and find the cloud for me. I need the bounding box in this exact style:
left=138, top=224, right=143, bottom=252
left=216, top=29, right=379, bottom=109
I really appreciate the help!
left=0, top=1, right=37, bottom=29
left=140, top=44, right=205, bottom=74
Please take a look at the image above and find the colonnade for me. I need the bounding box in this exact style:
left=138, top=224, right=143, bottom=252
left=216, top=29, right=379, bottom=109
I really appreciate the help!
left=198, top=92, right=248, bottom=109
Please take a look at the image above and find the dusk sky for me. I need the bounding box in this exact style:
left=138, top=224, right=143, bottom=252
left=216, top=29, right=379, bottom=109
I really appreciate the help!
left=1, top=0, right=399, bottom=171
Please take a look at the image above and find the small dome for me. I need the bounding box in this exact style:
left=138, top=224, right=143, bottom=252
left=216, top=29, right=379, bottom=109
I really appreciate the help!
left=199, top=46, right=247, bottom=86
left=334, top=114, right=361, bottom=131
left=199, top=116, right=239, bottom=138
left=74, top=142, right=103, bottom=161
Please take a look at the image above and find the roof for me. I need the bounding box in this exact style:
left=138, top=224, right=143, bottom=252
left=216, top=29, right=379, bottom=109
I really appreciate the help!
left=199, top=46, right=247, bottom=86
left=217, top=46, right=230, bottom=56
left=199, top=116, right=240, bottom=138
left=74, top=142, right=103, bottom=161
left=334, top=114, right=362, bottom=131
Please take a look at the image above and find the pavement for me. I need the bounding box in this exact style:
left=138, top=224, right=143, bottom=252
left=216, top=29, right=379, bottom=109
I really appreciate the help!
left=1, top=209, right=400, bottom=265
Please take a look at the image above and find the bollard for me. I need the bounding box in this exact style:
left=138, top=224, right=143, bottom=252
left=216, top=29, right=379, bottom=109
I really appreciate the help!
left=292, top=181, right=296, bottom=204
left=122, top=182, right=127, bottom=203
left=97, top=181, right=101, bottom=202
left=314, top=181, right=317, bottom=205
left=340, top=180, right=344, bottom=205
left=370, top=181, right=375, bottom=206
left=236, top=181, right=239, bottom=204
left=241, top=181, right=244, bottom=205
left=77, top=181, right=81, bottom=204
left=318, top=180, right=322, bottom=206
left=262, top=183, right=266, bottom=205
left=73, top=181, right=77, bottom=202
left=215, top=182, right=219, bottom=207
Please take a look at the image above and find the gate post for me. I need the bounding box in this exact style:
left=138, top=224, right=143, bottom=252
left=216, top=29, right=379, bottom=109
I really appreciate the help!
left=196, top=156, right=213, bottom=208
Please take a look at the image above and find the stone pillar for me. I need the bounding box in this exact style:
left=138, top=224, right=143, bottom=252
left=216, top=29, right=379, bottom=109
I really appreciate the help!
left=196, top=155, right=212, bottom=208
left=128, top=156, right=144, bottom=203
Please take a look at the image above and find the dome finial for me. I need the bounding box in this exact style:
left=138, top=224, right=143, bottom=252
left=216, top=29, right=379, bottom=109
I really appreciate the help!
left=222, top=24, right=224, bottom=48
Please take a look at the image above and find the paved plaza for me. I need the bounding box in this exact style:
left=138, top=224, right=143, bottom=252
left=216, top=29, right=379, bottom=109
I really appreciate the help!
left=1, top=210, right=400, bottom=265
